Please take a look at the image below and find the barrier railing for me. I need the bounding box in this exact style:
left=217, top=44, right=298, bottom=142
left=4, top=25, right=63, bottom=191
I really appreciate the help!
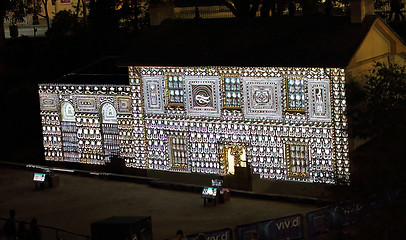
left=184, top=191, right=396, bottom=240
left=0, top=218, right=90, bottom=240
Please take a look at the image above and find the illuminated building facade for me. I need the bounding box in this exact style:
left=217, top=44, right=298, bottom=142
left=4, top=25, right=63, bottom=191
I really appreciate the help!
left=39, top=66, right=349, bottom=184
left=39, top=14, right=406, bottom=186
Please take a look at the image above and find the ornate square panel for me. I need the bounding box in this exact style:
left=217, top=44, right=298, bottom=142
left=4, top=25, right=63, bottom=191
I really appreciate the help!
left=143, top=77, right=165, bottom=114
left=116, top=96, right=132, bottom=114
left=185, top=77, right=220, bottom=117
left=243, top=78, right=282, bottom=119
left=308, top=81, right=331, bottom=121
left=39, top=93, right=58, bottom=111
left=75, top=96, right=97, bottom=112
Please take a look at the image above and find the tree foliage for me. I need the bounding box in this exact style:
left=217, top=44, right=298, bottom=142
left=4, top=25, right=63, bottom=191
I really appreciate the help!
left=47, top=10, right=82, bottom=39
left=88, top=0, right=148, bottom=33
left=5, top=0, right=28, bottom=25
left=347, top=62, right=406, bottom=139
left=364, top=63, right=406, bottom=138
left=347, top=62, right=406, bottom=193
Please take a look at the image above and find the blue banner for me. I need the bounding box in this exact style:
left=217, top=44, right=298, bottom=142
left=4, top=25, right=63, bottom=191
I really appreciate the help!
left=337, top=201, right=365, bottom=226
left=235, top=214, right=303, bottom=240
left=187, top=228, right=232, bottom=240
left=306, top=205, right=342, bottom=237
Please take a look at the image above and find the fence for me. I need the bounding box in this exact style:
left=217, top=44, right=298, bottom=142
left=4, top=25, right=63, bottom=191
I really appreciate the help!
left=0, top=218, right=90, bottom=240
left=174, top=6, right=244, bottom=19
left=184, top=191, right=396, bottom=240
left=175, top=3, right=406, bottom=22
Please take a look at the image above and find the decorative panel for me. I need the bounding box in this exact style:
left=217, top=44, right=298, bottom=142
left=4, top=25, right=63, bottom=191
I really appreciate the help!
left=308, top=81, right=331, bottom=121
left=143, top=77, right=165, bottom=114
left=185, top=77, right=220, bottom=117
left=39, top=93, right=58, bottom=111
left=75, top=96, right=98, bottom=112
left=243, top=78, right=282, bottom=119
left=116, top=96, right=132, bottom=114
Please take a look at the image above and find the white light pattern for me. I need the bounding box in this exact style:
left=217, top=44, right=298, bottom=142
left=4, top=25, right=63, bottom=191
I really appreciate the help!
left=39, top=66, right=349, bottom=184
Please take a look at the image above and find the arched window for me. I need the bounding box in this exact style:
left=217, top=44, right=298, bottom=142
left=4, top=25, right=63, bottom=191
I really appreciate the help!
left=101, top=103, right=118, bottom=123
left=61, top=102, right=76, bottom=122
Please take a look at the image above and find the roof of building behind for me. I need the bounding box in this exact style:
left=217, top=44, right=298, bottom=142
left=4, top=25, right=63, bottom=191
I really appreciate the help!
left=54, top=56, right=129, bottom=85
left=120, top=15, right=378, bottom=68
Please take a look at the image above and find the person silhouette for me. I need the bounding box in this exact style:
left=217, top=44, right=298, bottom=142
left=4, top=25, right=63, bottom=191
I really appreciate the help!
left=17, top=222, right=28, bottom=240
left=3, top=210, right=16, bottom=240
left=28, top=219, right=41, bottom=240
left=170, top=230, right=187, bottom=240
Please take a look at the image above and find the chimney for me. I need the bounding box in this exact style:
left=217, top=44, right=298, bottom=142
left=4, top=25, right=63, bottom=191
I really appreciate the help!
left=350, top=0, right=375, bottom=23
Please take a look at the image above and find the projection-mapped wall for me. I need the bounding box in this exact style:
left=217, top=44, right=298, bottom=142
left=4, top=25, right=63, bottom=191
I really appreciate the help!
left=39, top=66, right=349, bottom=184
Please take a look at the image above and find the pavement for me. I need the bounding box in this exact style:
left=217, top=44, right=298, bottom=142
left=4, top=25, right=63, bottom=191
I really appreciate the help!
left=0, top=163, right=324, bottom=240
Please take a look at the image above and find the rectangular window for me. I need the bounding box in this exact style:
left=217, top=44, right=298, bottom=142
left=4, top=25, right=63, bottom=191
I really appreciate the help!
left=286, top=78, right=305, bottom=111
left=286, top=143, right=308, bottom=177
left=166, top=76, right=184, bottom=107
left=170, top=136, right=188, bottom=168
left=223, top=77, right=241, bottom=109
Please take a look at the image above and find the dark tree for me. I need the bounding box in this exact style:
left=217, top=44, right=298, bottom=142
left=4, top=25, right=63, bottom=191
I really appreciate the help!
left=363, top=63, right=406, bottom=138
left=347, top=63, right=406, bottom=140
left=88, top=0, right=119, bottom=32
left=260, top=0, right=285, bottom=17
left=0, top=0, right=11, bottom=46
left=88, top=0, right=148, bottom=33
left=218, top=0, right=261, bottom=18
left=47, top=10, right=82, bottom=39
left=33, top=0, right=51, bottom=29
left=116, top=0, right=147, bottom=32
left=1, top=0, right=29, bottom=42
left=73, top=0, right=88, bottom=24
left=347, top=63, right=406, bottom=193
left=343, top=63, right=406, bottom=240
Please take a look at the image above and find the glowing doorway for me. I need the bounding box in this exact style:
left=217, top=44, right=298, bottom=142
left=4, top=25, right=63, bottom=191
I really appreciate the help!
left=223, top=144, right=247, bottom=175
